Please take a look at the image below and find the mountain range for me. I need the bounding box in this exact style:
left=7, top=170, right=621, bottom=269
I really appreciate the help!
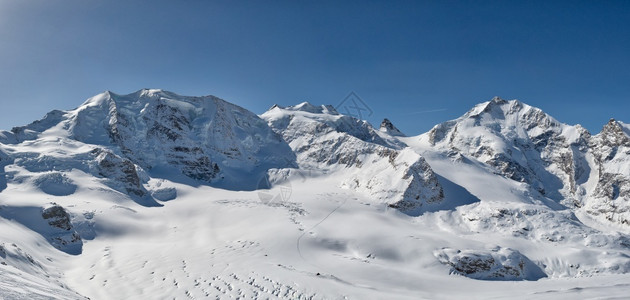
left=0, top=89, right=629, bottom=299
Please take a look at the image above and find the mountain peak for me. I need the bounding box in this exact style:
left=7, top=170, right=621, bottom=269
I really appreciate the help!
left=379, top=118, right=405, bottom=136
left=602, top=118, right=623, bottom=133
left=380, top=118, right=394, bottom=129
left=68, top=90, right=297, bottom=188
left=597, top=118, right=630, bottom=147
left=138, top=88, right=164, bottom=94
left=280, top=102, right=339, bottom=115
left=463, top=97, right=524, bottom=120
left=490, top=96, right=507, bottom=104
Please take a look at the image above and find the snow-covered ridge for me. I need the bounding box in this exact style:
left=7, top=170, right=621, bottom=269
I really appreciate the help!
left=272, top=101, right=340, bottom=115
left=419, top=96, right=630, bottom=227
left=264, top=102, right=393, bottom=148
left=261, top=103, right=443, bottom=213
left=2, top=89, right=297, bottom=191
left=70, top=89, right=296, bottom=188
left=426, top=98, right=586, bottom=201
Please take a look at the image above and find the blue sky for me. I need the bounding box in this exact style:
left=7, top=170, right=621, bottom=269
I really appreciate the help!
left=1, top=0, right=629, bottom=135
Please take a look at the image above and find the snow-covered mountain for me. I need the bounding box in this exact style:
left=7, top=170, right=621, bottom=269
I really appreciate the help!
left=2, top=89, right=296, bottom=193
left=261, top=102, right=443, bottom=213
left=419, top=96, right=630, bottom=228
left=588, top=119, right=630, bottom=226
left=424, top=97, right=591, bottom=202
left=1, top=91, right=630, bottom=299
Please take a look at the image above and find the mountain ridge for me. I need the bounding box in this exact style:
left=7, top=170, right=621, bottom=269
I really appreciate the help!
left=1, top=90, right=630, bottom=299
left=421, top=97, right=630, bottom=227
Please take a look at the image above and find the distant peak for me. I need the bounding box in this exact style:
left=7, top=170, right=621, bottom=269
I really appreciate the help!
left=134, top=88, right=180, bottom=99
left=139, top=88, right=163, bottom=95
left=487, top=96, right=522, bottom=108
left=380, top=118, right=405, bottom=136
left=381, top=118, right=394, bottom=128
left=282, top=102, right=339, bottom=115
left=597, top=117, right=630, bottom=146
left=491, top=96, right=507, bottom=103
left=94, top=89, right=166, bottom=103
left=467, top=97, right=526, bottom=118
left=323, top=104, right=339, bottom=115
left=295, top=101, right=318, bottom=110
left=602, top=118, right=623, bottom=133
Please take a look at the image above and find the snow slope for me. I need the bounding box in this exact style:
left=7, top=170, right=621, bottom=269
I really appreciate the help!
left=1, top=92, right=630, bottom=299
left=261, top=103, right=443, bottom=214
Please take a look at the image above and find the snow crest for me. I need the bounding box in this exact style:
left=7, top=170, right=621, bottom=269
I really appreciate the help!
left=262, top=103, right=443, bottom=213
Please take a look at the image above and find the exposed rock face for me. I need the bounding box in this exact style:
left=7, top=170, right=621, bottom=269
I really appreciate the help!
left=91, top=148, right=147, bottom=197
left=586, top=119, right=630, bottom=225
left=427, top=97, right=591, bottom=203
left=42, top=205, right=74, bottom=230
left=379, top=118, right=405, bottom=137
left=41, top=204, right=82, bottom=254
left=69, top=89, right=296, bottom=187
left=435, top=247, right=546, bottom=281
left=261, top=102, right=443, bottom=213
left=425, top=97, right=630, bottom=227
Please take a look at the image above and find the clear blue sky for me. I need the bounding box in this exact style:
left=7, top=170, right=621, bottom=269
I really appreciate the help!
left=1, top=0, right=629, bottom=135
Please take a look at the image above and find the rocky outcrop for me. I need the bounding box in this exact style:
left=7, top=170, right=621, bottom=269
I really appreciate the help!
left=91, top=148, right=147, bottom=197
left=42, top=205, right=74, bottom=230
left=586, top=119, right=630, bottom=225
left=41, top=204, right=82, bottom=255
left=379, top=118, right=405, bottom=136
left=435, top=247, right=546, bottom=280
